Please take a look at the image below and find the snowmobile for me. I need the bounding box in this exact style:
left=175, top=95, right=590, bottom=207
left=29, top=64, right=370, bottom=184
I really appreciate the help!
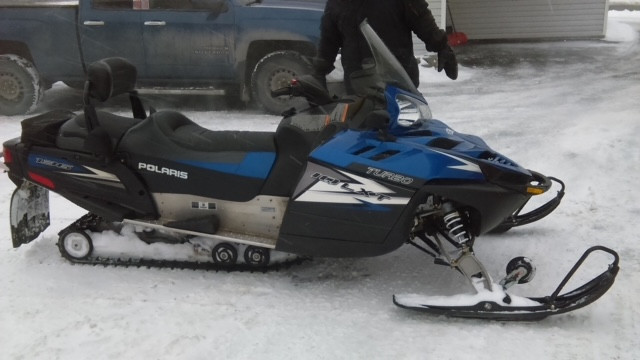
left=1, top=21, right=618, bottom=321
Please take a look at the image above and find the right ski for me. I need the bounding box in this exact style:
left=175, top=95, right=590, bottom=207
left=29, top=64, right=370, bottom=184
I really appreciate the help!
left=394, top=246, right=619, bottom=321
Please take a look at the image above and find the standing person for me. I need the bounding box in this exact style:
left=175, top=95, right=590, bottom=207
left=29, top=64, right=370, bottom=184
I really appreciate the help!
left=314, top=0, right=458, bottom=93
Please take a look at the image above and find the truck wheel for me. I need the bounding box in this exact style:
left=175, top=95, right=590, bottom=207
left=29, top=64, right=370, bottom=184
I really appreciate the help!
left=251, top=51, right=312, bottom=115
left=0, top=55, right=43, bottom=116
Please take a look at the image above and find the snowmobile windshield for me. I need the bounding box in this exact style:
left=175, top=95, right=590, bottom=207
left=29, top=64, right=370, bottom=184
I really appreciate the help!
left=351, top=20, right=423, bottom=99
left=350, top=20, right=431, bottom=126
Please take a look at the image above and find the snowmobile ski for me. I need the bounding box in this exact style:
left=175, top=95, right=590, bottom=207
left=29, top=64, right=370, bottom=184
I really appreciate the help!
left=394, top=246, right=619, bottom=321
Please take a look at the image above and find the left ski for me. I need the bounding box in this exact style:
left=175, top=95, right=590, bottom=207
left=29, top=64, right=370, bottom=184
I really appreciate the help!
left=394, top=246, right=619, bottom=321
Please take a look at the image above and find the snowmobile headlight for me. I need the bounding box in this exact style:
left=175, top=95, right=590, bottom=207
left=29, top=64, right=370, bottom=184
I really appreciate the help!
left=395, top=94, right=432, bottom=126
left=526, top=186, right=546, bottom=195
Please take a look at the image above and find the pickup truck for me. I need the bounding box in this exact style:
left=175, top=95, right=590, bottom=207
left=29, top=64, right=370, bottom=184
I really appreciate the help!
left=0, top=0, right=326, bottom=115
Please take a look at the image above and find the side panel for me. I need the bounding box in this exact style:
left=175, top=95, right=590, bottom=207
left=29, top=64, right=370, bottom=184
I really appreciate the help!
left=276, top=162, right=417, bottom=257
left=21, top=146, right=157, bottom=221
left=125, top=152, right=273, bottom=202
left=151, top=193, right=287, bottom=239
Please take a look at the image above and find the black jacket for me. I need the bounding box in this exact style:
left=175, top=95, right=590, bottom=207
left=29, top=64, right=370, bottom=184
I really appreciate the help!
left=316, top=0, right=448, bottom=90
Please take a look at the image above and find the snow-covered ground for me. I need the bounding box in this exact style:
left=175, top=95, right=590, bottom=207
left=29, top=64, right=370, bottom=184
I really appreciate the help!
left=1, top=11, right=639, bottom=360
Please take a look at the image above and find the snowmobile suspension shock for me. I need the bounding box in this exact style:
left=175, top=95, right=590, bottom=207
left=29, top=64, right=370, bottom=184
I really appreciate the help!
left=442, top=203, right=471, bottom=245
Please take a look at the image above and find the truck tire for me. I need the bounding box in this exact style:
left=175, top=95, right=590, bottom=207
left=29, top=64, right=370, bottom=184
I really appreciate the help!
left=251, top=51, right=313, bottom=115
left=0, top=55, right=43, bottom=116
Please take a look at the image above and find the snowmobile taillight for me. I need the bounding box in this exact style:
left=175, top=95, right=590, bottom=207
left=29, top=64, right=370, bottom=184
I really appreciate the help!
left=2, top=146, right=11, bottom=164
left=28, top=171, right=55, bottom=189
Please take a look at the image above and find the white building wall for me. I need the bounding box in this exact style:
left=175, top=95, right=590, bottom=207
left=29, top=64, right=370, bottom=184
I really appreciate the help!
left=447, top=0, right=609, bottom=40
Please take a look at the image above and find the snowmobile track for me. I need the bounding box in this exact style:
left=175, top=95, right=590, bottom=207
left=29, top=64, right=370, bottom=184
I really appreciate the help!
left=59, top=251, right=310, bottom=273
left=57, top=213, right=309, bottom=273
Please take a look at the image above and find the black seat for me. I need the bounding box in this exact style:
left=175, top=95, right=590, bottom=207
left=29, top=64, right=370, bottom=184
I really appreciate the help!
left=145, top=110, right=275, bottom=153
left=56, top=111, right=142, bottom=151
left=117, top=110, right=277, bottom=202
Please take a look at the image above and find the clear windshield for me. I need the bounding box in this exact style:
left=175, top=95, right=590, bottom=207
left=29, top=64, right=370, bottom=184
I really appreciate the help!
left=354, top=20, right=423, bottom=98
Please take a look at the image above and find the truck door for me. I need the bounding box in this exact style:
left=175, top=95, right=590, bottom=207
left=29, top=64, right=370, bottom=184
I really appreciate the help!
left=139, top=0, right=235, bottom=82
left=78, top=0, right=145, bottom=72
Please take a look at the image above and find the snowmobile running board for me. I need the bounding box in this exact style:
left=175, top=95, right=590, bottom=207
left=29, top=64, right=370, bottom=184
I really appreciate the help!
left=123, top=219, right=277, bottom=249
left=394, top=246, right=619, bottom=321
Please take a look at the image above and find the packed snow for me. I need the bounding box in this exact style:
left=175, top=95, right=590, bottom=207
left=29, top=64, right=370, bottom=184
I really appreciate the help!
left=1, top=11, right=639, bottom=360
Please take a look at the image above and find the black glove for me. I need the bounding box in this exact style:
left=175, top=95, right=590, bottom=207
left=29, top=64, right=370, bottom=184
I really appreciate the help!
left=437, top=46, right=458, bottom=80
left=312, top=58, right=334, bottom=90
left=311, top=72, right=328, bottom=91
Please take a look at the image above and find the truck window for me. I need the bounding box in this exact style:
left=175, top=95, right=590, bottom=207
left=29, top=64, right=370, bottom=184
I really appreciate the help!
left=93, top=0, right=133, bottom=9
left=148, top=0, right=225, bottom=11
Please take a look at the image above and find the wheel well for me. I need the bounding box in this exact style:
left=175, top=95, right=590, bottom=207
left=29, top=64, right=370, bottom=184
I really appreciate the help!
left=244, top=40, right=316, bottom=88
left=0, top=41, right=34, bottom=63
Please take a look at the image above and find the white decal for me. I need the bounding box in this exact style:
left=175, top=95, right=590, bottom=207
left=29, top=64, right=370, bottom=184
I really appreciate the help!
left=430, top=149, right=482, bottom=173
left=138, top=162, right=188, bottom=179
left=296, top=170, right=410, bottom=205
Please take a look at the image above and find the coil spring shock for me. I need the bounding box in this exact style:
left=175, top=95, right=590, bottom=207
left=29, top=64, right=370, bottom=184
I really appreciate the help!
left=442, top=203, right=472, bottom=245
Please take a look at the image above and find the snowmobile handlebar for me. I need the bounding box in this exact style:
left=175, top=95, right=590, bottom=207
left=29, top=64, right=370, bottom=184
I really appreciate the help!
left=270, top=75, right=333, bottom=106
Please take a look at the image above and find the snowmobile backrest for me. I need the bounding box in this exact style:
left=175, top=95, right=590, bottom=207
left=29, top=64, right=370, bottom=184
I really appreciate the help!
left=86, top=57, right=137, bottom=102
left=81, top=57, right=145, bottom=158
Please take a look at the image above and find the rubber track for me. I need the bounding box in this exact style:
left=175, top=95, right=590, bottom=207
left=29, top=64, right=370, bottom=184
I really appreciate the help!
left=60, top=253, right=309, bottom=273
left=58, top=213, right=309, bottom=273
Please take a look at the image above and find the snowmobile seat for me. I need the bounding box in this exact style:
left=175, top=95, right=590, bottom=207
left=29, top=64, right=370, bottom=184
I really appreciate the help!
left=261, top=120, right=315, bottom=196
left=131, top=110, right=276, bottom=153
left=56, top=111, right=142, bottom=152
left=117, top=110, right=277, bottom=202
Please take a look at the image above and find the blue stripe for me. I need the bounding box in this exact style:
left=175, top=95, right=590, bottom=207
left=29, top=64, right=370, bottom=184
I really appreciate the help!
left=179, top=152, right=276, bottom=179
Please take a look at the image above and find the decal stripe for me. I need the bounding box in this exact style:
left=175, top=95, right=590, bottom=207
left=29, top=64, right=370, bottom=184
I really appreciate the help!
left=295, top=169, right=410, bottom=205
left=429, top=149, right=482, bottom=173
left=179, top=152, right=276, bottom=179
